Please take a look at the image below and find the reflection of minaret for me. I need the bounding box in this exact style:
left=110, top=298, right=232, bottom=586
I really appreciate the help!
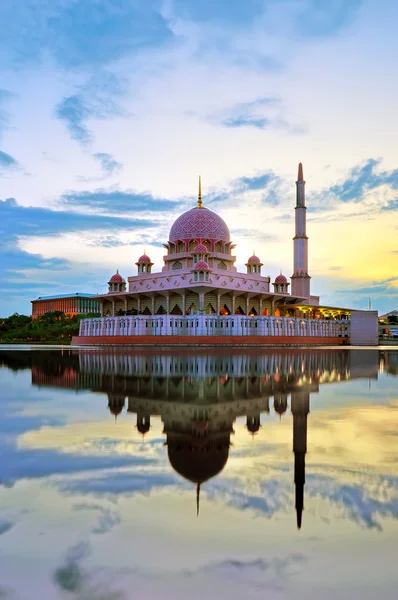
left=291, top=390, right=309, bottom=530
left=107, top=394, right=125, bottom=422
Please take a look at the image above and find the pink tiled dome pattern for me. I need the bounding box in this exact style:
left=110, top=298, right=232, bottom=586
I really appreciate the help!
left=192, top=243, right=209, bottom=254
left=137, top=254, right=151, bottom=264
left=275, top=273, right=288, bottom=283
left=169, top=207, right=230, bottom=243
left=193, top=260, right=210, bottom=271
left=247, top=255, right=261, bottom=265
left=109, top=272, right=124, bottom=283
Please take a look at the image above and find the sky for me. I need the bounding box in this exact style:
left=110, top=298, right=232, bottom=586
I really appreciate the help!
left=0, top=0, right=397, bottom=317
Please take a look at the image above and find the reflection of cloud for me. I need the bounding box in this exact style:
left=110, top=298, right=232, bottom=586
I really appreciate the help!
left=0, top=520, right=13, bottom=536
left=54, top=542, right=124, bottom=599
left=62, top=471, right=177, bottom=497
left=0, top=444, right=154, bottom=487
left=73, top=503, right=121, bottom=535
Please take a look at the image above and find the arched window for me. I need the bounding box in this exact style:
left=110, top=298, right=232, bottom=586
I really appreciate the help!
left=199, top=272, right=204, bottom=281
left=194, top=272, right=198, bottom=281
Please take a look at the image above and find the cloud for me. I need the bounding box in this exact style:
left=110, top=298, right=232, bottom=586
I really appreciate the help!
left=172, top=0, right=266, bottom=26
left=0, top=196, right=156, bottom=310
left=0, top=521, right=13, bottom=536
left=0, top=151, right=21, bottom=171
left=0, top=89, right=14, bottom=136
left=336, top=277, right=398, bottom=296
left=56, top=71, right=128, bottom=146
left=94, top=153, right=123, bottom=176
left=207, top=97, right=304, bottom=133
left=208, top=169, right=283, bottom=209
left=172, top=0, right=362, bottom=37
left=295, top=0, right=363, bottom=38
left=326, top=158, right=398, bottom=203
left=60, top=189, right=182, bottom=215
left=0, top=0, right=173, bottom=69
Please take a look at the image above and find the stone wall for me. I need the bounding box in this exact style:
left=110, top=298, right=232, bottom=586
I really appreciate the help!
left=350, top=310, right=378, bottom=346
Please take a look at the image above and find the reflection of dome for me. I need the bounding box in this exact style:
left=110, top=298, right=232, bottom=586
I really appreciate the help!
left=137, top=254, right=151, bottom=264
left=192, top=243, right=209, bottom=254
left=275, top=273, right=287, bottom=283
left=247, top=255, right=261, bottom=265
left=193, top=260, right=210, bottom=271
left=169, top=207, right=230, bottom=243
left=108, top=271, right=124, bottom=283
left=167, top=438, right=230, bottom=484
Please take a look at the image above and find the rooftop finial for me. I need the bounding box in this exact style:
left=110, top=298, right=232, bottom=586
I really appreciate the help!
left=197, top=175, right=202, bottom=208
left=298, top=162, right=303, bottom=181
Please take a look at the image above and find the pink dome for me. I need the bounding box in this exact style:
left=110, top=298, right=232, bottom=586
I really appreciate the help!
left=169, top=207, right=230, bottom=243
left=109, top=272, right=124, bottom=283
left=137, top=254, right=151, bottom=264
left=192, top=243, right=209, bottom=254
left=275, top=273, right=288, bottom=284
left=248, top=255, right=261, bottom=265
left=193, top=260, right=210, bottom=271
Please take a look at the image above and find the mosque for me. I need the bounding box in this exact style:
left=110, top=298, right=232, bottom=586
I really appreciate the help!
left=74, top=164, right=378, bottom=345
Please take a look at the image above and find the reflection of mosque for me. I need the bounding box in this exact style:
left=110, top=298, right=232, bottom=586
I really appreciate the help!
left=107, top=384, right=309, bottom=528
left=0, top=348, right=387, bottom=529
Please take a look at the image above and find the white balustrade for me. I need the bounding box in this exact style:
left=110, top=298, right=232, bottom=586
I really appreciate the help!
left=77, top=315, right=351, bottom=339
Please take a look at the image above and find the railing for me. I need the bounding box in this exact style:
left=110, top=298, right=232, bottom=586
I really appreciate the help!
left=79, top=315, right=350, bottom=338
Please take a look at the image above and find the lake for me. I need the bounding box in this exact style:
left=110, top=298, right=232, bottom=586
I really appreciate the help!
left=0, top=347, right=397, bottom=599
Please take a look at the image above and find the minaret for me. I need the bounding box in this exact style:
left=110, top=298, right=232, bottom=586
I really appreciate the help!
left=291, top=163, right=311, bottom=299
left=291, top=390, right=309, bottom=530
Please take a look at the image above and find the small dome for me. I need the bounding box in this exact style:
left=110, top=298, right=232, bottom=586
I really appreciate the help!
left=247, top=255, right=261, bottom=265
left=109, top=271, right=124, bottom=283
left=137, top=254, right=151, bottom=264
left=275, top=273, right=287, bottom=284
left=192, top=243, right=208, bottom=254
left=193, top=260, right=210, bottom=271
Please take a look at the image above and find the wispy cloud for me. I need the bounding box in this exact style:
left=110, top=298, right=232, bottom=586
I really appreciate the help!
left=206, top=96, right=305, bottom=133
left=0, top=1, right=173, bottom=69
left=0, top=151, right=21, bottom=170
left=56, top=71, right=128, bottom=146
left=0, top=88, right=14, bottom=135
left=60, top=189, right=182, bottom=215
left=94, top=153, right=123, bottom=176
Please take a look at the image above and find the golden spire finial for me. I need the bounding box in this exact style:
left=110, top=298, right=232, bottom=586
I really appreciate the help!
left=197, top=175, right=202, bottom=208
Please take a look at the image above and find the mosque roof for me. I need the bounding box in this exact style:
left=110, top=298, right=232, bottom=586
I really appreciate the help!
left=247, top=254, right=262, bottom=265
left=193, top=260, right=210, bottom=270
left=169, top=207, right=230, bottom=243
left=137, top=254, right=151, bottom=264
left=192, top=243, right=209, bottom=254
left=109, top=271, right=124, bottom=283
left=275, top=273, right=288, bottom=284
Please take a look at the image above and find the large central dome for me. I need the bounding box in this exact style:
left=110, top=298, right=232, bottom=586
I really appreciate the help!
left=169, top=206, right=230, bottom=243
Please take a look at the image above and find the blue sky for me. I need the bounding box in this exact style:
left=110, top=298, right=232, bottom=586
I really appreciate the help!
left=0, top=0, right=397, bottom=316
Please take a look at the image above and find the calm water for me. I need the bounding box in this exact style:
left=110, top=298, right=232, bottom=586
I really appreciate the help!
left=0, top=347, right=397, bottom=600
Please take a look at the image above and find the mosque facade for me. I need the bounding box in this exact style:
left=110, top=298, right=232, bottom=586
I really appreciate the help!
left=74, top=164, right=378, bottom=345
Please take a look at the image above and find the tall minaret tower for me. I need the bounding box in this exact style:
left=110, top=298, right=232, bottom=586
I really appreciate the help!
left=291, top=163, right=311, bottom=299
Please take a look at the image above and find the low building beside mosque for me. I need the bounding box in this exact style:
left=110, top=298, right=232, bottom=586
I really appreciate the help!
left=74, top=164, right=378, bottom=346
